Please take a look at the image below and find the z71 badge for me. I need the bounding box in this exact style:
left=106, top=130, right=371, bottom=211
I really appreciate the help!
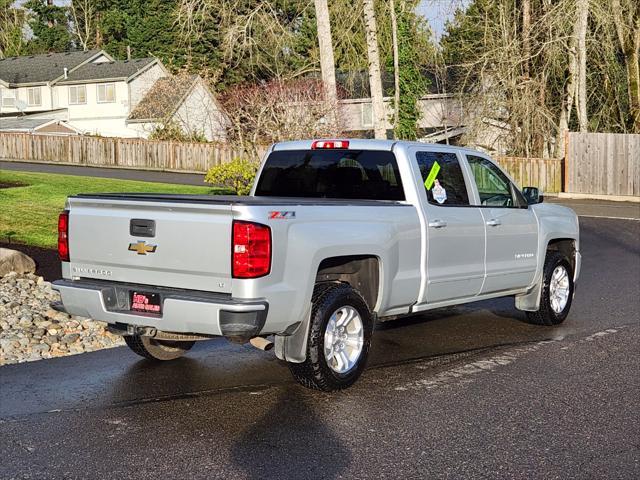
left=269, top=211, right=296, bottom=219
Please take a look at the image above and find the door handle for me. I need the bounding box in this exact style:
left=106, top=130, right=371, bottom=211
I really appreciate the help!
left=428, top=219, right=447, bottom=228
left=486, top=218, right=502, bottom=227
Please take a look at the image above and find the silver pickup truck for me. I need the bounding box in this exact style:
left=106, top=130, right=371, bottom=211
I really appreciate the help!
left=53, top=139, right=580, bottom=391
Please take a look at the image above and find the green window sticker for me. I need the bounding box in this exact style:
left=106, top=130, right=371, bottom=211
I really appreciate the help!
left=424, top=161, right=441, bottom=190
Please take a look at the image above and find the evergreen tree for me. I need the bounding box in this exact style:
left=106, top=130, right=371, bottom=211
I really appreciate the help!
left=24, top=0, right=72, bottom=53
left=391, top=1, right=432, bottom=140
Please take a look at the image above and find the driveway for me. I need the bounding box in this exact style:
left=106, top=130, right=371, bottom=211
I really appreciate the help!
left=1, top=215, right=638, bottom=479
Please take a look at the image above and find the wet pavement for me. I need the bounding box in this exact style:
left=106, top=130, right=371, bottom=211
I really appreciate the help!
left=1, top=213, right=639, bottom=478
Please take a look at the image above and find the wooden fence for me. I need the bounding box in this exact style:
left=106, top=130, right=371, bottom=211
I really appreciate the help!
left=495, top=156, right=563, bottom=193
left=566, top=132, right=640, bottom=197
left=0, top=132, right=564, bottom=192
left=0, top=133, right=267, bottom=173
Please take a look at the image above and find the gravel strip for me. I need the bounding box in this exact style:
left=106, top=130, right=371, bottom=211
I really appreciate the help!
left=0, top=272, right=123, bottom=366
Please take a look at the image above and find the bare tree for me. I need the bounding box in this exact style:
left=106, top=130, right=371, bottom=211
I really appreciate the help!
left=175, top=0, right=315, bottom=80
left=69, top=0, right=97, bottom=51
left=575, top=0, right=589, bottom=132
left=362, top=0, right=387, bottom=139
left=221, top=79, right=341, bottom=156
left=314, top=0, right=338, bottom=119
left=0, top=1, right=26, bottom=58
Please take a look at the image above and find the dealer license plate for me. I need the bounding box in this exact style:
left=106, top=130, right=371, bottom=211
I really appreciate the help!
left=130, top=291, right=162, bottom=314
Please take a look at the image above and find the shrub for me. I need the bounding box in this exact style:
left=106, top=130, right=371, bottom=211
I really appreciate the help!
left=204, top=158, right=259, bottom=195
left=149, top=122, right=207, bottom=143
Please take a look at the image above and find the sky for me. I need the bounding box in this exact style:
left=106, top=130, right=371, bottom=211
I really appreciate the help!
left=417, top=0, right=470, bottom=40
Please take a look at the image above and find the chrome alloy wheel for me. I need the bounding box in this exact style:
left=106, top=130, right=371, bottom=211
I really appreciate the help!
left=549, top=265, right=570, bottom=314
left=324, top=306, right=364, bottom=374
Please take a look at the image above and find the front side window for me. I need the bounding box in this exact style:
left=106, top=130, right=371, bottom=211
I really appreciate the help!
left=27, top=87, right=41, bottom=106
left=97, top=83, right=115, bottom=103
left=68, top=85, right=87, bottom=105
left=416, top=151, right=470, bottom=206
left=467, top=155, right=525, bottom=207
left=255, top=149, right=405, bottom=200
left=1, top=91, right=15, bottom=107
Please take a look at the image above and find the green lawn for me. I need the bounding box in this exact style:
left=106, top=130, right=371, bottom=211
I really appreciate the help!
left=0, top=169, right=224, bottom=249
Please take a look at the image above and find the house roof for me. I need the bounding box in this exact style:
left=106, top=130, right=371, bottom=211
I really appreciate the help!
left=0, top=117, right=77, bottom=133
left=128, top=75, right=199, bottom=121
left=57, top=58, right=157, bottom=84
left=0, top=50, right=104, bottom=85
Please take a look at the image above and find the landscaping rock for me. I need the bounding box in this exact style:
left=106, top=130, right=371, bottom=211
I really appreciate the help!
left=0, top=249, right=36, bottom=276
left=0, top=272, right=124, bottom=366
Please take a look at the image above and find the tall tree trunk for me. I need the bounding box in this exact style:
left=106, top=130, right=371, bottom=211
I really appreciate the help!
left=611, top=0, right=640, bottom=133
left=363, top=0, right=387, bottom=139
left=390, top=0, right=400, bottom=134
left=522, top=0, right=531, bottom=78
left=575, top=0, right=589, bottom=132
left=556, top=2, right=581, bottom=158
left=313, top=0, right=338, bottom=128
left=629, top=27, right=640, bottom=132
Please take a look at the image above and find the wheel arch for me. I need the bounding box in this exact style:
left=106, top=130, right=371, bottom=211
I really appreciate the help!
left=315, top=255, right=381, bottom=312
left=546, top=238, right=577, bottom=273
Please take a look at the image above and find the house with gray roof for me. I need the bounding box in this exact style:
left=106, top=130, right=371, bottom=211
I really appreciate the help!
left=127, top=74, right=228, bottom=141
left=0, top=50, right=226, bottom=140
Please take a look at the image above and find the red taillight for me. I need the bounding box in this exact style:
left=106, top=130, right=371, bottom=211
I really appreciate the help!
left=58, top=210, right=70, bottom=262
left=311, top=139, right=350, bottom=149
left=232, top=220, right=271, bottom=278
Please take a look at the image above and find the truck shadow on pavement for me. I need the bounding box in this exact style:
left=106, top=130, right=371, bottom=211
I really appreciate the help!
left=229, top=387, right=351, bottom=480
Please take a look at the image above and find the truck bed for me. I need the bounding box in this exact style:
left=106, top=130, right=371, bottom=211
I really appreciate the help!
left=73, top=193, right=407, bottom=207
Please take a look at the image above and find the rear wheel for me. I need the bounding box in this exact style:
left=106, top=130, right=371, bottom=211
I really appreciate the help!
left=526, top=251, right=574, bottom=326
left=124, top=335, right=195, bottom=361
left=288, top=283, right=373, bottom=391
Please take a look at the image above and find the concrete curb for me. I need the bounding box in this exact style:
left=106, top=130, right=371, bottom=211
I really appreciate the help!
left=558, top=192, right=640, bottom=203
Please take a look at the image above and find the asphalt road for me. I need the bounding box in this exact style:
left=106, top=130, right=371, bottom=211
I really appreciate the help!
left=1, top=210, right=639, bottom=479
left=0, top=160, right=207, bottom=186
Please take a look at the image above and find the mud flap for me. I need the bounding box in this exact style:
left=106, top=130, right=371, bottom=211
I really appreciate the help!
left=274, top=305, right=312, bottom=363
left=515, top=272, right=543, bottom=312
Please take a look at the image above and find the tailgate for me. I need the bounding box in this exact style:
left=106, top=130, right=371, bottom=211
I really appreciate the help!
left=66, top=196, right=232, bottom=293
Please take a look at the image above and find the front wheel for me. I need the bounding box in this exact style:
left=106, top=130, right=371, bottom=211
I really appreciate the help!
left=124, top=335, right=195, bottom=361
left=526, top=251, right=574, bottom=326
left=288, top=283, right=373, bottom=391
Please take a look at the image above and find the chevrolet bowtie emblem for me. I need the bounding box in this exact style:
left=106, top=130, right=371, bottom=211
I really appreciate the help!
left=128, top=241, right=157, bottom=255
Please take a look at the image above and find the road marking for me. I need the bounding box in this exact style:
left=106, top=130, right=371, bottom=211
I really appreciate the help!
left=396, top=327, right=626, bottom=392
left=578, top=215, right=640, bottom=221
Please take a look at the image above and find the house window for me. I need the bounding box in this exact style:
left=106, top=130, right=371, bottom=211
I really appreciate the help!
left=27, top=87, right=42, bottom=106
left=1, top=91, right=15, bottom=108
left=361, top=103, right=373, bottom=128
left=97, top=83, right=116, bottom=103
left=68, top=85, right=87, bottom=105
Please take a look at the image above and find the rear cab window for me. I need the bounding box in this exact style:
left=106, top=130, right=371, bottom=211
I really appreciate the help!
left=255, top=149, right=405, bottom=200
left=415, top=151, right=470, bottom=206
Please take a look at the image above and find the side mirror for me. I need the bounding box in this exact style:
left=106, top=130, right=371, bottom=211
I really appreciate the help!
left=522, top=187, right=544, bottom=205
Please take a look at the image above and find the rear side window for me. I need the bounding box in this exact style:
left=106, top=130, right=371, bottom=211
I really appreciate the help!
left=416, top=151, right=470, bottom=206
left=254, top=149, right=405, bottom=200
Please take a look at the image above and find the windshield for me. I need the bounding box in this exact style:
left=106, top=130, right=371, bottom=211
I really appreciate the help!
left=254, top=149, right=405, bottom=200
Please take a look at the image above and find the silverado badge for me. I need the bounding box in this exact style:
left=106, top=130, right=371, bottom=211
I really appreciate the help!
left=128, top=241, right=157, bottom=255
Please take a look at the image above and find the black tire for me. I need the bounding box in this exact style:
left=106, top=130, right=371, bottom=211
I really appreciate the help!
left=525, top=251, right=574, bottom=326
left=124, top=335, right=195, bottom=361
left=288, top=283, right=373, bottom=392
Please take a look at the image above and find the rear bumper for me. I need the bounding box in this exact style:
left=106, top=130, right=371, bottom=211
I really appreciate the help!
left=52, top=279, right=268, bottom=338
